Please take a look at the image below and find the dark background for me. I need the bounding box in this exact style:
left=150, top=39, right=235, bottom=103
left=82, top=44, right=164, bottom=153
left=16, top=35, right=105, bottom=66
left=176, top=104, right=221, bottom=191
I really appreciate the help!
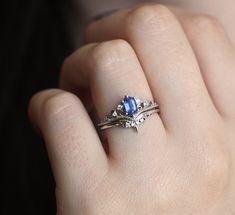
left=1, top=0, right=75, bottom=214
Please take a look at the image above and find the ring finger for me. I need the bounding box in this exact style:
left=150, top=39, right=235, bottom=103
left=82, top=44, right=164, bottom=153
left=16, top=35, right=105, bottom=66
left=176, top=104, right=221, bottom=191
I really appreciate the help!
left=60, top=40, right=166, bottom=166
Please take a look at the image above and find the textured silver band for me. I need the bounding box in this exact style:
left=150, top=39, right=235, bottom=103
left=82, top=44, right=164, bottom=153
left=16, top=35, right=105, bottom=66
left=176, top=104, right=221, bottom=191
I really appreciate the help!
left=98, top=96, right=159, bottom=132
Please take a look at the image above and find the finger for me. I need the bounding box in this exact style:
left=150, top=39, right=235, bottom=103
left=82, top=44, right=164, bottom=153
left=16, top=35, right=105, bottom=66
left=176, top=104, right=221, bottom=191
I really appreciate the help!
left=28, top=89, right=108, bottom=191
left=85, top=4, right=220, bottom=136
left=60, top=40, right=166, bottom=165
left=177, top=12, right=235, bottom=119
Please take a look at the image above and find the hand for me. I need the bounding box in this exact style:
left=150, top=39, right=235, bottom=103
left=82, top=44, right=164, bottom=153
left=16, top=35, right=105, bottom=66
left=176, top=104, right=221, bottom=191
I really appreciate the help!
left=29, top=4, right=235, bottom=215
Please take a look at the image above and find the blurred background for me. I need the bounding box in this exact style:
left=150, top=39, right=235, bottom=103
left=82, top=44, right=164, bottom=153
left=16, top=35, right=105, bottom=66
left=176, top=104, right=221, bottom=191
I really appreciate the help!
left=2, top=0, right=72, bottom=214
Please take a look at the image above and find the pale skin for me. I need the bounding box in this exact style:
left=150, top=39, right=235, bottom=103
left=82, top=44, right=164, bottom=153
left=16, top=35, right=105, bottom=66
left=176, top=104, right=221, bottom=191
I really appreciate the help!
left=29, top=1, right=235, bottom=215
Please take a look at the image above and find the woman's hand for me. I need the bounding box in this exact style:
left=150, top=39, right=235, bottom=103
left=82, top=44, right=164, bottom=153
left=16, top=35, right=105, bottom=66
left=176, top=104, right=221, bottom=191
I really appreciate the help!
left=29, top=4, right=235, bottom=215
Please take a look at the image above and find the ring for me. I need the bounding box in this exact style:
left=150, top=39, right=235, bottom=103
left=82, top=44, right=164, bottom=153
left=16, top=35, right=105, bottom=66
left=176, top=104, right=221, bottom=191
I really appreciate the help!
left=98, top=95, right=159, bottom=131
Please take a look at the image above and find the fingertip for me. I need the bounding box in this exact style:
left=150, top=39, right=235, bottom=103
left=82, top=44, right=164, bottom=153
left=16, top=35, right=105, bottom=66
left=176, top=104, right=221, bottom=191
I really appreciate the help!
left=28, top=89, right=65, bottom=135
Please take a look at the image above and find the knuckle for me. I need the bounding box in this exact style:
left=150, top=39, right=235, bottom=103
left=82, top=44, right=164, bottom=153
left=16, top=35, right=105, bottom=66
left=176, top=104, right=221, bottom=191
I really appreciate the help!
left=190, top=14, right=224, bottom=33
left=91, top=39, right=132, bottom=70
left=42, top=91, right=79, bottom=120
left=126, top=4, right=174, bottom=34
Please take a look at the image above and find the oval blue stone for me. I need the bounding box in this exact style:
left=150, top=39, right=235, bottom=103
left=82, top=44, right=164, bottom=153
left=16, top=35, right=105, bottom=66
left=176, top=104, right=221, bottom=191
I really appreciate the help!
left=123, top=96, right=137, bottom=116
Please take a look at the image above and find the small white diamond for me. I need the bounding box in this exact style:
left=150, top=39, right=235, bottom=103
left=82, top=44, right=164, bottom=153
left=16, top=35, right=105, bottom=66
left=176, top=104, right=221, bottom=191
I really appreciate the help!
left=131, top=121, right=136, bottom=127
left=135, top=98, right=141, bottom=105
left=112, top=110, right=118, bottom=117
left=117, top=105, right=123, bottom=110
left=143, top=101, right=150, bottom=107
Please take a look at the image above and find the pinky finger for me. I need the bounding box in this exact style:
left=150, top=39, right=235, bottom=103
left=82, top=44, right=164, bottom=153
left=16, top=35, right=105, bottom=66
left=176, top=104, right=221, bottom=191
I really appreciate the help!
left=28, top=89, right=108, bottom=193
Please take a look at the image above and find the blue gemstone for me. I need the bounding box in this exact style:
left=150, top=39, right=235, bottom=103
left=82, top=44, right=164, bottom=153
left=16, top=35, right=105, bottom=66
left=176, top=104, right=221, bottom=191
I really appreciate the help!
left=123, top=96, right=138, bottom=116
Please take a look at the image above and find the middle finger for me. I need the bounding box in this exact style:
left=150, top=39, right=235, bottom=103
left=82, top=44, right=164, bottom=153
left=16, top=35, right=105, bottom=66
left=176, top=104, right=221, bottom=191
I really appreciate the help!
left=85, top=4, right=219, bottom=137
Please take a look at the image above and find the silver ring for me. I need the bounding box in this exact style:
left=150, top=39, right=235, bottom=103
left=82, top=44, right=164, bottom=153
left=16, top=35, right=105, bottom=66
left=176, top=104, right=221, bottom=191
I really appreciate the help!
left=98, top=95, right=159, bottom=132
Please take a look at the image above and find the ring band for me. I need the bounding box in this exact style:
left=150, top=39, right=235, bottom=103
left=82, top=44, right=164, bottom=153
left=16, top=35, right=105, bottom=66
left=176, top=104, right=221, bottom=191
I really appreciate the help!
left=98, top=95, right=159, bottom=131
